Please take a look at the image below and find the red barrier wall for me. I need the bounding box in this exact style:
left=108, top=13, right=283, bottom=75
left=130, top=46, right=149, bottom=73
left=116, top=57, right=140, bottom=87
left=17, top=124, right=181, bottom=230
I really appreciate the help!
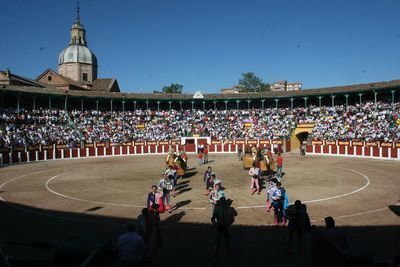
left=216, top=144, right=223, bottom=152
left=391, top=148, right=398, bottom=159
left=355, top=146, right=362, bottom=156
left=364, top=147, right=371, bottom=156
left=88, top=147, right=95, bottom=157
left=20, top=152, right=27, bottom=162
left=2, top=153, right=10, bottom=164
left=306, top=142, right=399, bottom=160
left=223, top=144, right=230, bottom=152
left=372, top=147, right=380, bottom=157
left=11, top=152, right=19, bottom=163
left=381, top=147, right=389, bottom=158
left=64, top=149, right=71, bottom=158
left=347, top=146, right=354, bottom=155
left=209, top=145, right=216, bottom=152
left=2, top=139, right=398, bottom=166
left=72, top=149, right=78, bottom=158
left=97, top=147, right=104, bottom=156
left=46, top=150, right=53, bottom=160
left=29, top=151, right=36, bottom=161
left=230, top=144, right=236, bottom=152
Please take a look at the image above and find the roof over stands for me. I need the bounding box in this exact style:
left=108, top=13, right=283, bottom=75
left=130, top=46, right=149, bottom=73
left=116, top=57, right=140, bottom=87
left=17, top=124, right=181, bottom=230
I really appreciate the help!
left=0, top=69, right=46, bottom=88
left=91, top=79, right=120, bottom=92
left=1, top=77, right=400, bottom=101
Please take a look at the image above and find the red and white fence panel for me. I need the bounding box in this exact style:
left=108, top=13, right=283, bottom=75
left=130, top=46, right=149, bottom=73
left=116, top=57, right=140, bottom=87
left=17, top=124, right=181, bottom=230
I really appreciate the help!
left=306, top=140, right=400, bottom=160
left=0, top=138, right=289, bottom=166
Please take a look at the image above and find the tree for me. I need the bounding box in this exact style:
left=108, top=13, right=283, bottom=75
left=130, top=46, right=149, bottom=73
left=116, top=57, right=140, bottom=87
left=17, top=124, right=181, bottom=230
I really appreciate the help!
left=238, top=72, right=270, bottom=92
left=161, top=83, right=183, bottom=94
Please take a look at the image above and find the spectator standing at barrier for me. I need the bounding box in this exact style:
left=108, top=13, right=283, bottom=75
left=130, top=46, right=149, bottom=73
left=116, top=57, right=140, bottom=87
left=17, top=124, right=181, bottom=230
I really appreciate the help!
left=118, top=224, right=147, bottom=267
left=273, top=143, right=279, bottom=154
left=276, top=152, right=283, bottom=178
left=204, top=145, right=209, bottom=163
left=323, top=216, right=348, bottom=251
left=198, top=145, right=204, bottom=166
left=286, top=200, right=311, bottom=255
left=237, top=146, right=243, bottom=161
left=301, top=141, right=307, bottom=156
left=211, top=197, right=234, bottom=264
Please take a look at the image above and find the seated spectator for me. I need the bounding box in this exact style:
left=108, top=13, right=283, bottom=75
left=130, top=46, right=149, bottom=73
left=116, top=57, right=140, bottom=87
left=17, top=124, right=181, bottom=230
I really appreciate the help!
left=0, top=102, right=399, bottom=147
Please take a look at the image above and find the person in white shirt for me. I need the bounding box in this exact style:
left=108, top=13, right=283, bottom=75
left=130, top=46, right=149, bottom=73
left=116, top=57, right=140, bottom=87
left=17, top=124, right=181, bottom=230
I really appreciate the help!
left=118, top=224, right=147, bottom=266
left=248, top=163, right=261, bottom=195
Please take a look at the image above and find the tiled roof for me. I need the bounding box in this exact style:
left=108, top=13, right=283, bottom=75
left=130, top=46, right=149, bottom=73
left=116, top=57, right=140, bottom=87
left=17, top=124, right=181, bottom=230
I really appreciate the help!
left=1, top=70, right=46, bottom=88
left=92, top=79, right=114, bottom=91
left=2, top=79, right=400, bottom=100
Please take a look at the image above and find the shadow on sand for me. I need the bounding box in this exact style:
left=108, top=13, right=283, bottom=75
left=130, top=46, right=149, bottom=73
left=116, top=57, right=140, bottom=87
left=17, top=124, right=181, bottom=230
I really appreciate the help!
left=0, top=201, right=399, bottom=267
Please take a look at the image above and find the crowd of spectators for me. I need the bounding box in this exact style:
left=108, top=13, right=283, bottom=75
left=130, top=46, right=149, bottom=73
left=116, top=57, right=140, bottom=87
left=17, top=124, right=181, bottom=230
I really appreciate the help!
left=0, top=101, right=399, bottom=147
left=303, top=102, right=400, bottom=142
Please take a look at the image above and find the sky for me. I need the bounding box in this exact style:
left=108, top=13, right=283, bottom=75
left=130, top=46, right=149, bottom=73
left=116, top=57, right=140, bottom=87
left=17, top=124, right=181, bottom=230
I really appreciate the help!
left=1, top=0, right=400, bottom=93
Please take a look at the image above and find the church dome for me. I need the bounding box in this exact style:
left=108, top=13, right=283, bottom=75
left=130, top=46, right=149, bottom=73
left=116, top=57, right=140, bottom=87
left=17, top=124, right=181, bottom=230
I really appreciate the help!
left=58, top=45, right=97, bottom=66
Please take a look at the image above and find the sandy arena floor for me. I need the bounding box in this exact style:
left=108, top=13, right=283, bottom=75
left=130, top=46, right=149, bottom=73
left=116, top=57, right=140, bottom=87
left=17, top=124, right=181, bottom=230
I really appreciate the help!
left=0, top=153, right=399, bottom=266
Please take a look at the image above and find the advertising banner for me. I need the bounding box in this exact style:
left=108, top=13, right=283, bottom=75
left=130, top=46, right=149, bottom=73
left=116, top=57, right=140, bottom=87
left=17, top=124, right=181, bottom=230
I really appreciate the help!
left=351, top=141, right=364, bottom=146
left=311, top=140, right=323, bottom=145
left=338, top=141, right=350, bottom=146
left=366, top=141, right=378, bottom=147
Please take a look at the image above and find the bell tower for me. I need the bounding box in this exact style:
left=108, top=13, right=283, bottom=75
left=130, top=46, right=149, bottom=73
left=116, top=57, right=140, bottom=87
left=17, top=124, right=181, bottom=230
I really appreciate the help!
left=58, top=0, right=98, bottom=85
left=70, top=1, right=87, bottom=46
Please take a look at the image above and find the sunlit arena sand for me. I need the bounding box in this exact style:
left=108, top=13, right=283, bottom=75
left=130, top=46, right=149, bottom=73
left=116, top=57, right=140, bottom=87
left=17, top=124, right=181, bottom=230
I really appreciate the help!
left=0, top=153, right=399, bottom=266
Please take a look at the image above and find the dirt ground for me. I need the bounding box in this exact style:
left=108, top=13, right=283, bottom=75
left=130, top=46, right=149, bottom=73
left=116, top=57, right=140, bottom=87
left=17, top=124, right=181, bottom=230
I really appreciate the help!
left=0, top=153, right=399, bottom=266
